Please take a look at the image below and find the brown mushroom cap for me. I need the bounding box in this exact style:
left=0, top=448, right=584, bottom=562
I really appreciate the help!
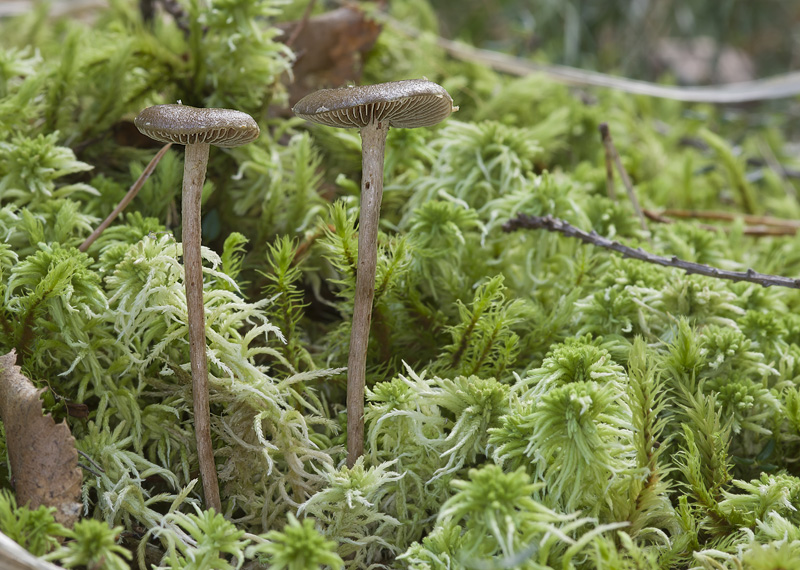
left=134, top=104, right=260, bottom=148
left=292, top=79, right=456, bottom=129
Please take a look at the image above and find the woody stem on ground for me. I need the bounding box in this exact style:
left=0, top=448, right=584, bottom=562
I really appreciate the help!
left=181, top=141, right=222, bottom=512
left=347, top=122, right=388, bottom=468
left=647, top=208, right=800, bottom=228
left=643, top=209, right=799, bottom=236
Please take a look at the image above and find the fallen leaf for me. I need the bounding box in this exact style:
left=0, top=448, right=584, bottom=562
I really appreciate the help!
left=278, top=6, right=382, bottom=108
left=0, top=351, right=81, bottom=528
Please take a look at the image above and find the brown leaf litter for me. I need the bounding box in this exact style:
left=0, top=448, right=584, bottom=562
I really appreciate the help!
left=0, top=351, right=81, bottom=528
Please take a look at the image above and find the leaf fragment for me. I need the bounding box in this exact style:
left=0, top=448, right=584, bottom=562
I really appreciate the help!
left=0, top=351, right=81, bottom=528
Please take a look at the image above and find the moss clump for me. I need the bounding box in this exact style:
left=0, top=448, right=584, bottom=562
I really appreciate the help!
left=2, top=0, right=800, bottom=568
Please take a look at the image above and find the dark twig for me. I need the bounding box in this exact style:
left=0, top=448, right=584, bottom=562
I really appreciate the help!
left=79, top=143, right=172, bottom=253
left=138, top=0, right=190, bottom=35
left=77, top=450, right=105, bottom=473
left=600, top=124, right=616, bottom=200
left=292, top=224, right=334, bottom=265
left=139, top=0, right=156, bottom=24
left=159, top=0, right=190, bottom=36
left=78, top=463, right=104, bottom=478
left=599, top=122, right=649, bottom=238
left=502, top=214, right=800, bottom=290
left=746, top=157, right=800, bottom=180
left=756, top=138, right=797, bottom=200
left=733, top=225, right=798, bottom=236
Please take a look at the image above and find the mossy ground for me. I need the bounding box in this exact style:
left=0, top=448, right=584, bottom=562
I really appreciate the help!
left=2, top=1, right=800, bottom=568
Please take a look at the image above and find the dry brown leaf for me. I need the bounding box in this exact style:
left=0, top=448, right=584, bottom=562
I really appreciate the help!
left=0, top=351, right=81, bottom=528
left=278, top=6, right=382, bottom=108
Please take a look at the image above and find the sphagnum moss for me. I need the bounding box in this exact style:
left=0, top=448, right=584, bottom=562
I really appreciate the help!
left=2, top=1, right=800, bottom=568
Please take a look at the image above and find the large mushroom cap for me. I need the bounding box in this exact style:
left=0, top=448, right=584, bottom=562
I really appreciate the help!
left=134, top=104, right=260, bottom=148
left=292, top=79, right=456, bottom=129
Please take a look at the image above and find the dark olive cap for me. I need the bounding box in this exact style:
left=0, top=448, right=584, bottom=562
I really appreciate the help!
left=292, top=79, right=456, bottom=129
left=134, top=104, right=260, bottom=148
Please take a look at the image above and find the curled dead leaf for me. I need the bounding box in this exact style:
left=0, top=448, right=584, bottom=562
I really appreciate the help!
left=0, top=351, right=82, bottom=528
left=278, top=6, right=382, bottom=108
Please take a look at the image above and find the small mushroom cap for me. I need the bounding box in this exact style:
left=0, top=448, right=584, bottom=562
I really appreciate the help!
left=134, top=104, right=260, bottom=148
left=292, top=79, right=456, bottom=129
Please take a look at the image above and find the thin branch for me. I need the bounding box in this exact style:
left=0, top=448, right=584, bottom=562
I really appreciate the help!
left=502, top=214, right=800, bottom=290
left=292, top=224, right=333, bottom=265
left=0, top=530, right=66, bottom=570
left=78, top=463, right=104, bottom=478
left=746, top=157, right=800, bottom=180
left=600, top=124, right=616, bottom=200
left=756, top=137, right=798, bottom=200
left=387, top=17, right=800, bottom=103
left=599, top=122, right=649, bottom=239
left=79, top=143, right=172, bottom=253
left=642, top=209, right=799, bottom=236
left=158, top=0, right=190, bottom=36
left=77, top=449, right=105, bottom=474
left=650, top=208, right=800, bottom=228
left=139, top=0, right=155, bottom=24
left=77, top=441, right=104, bottom=477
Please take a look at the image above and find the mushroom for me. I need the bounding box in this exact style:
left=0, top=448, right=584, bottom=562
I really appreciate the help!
left=134, top=104, right=260, bottom=511
left=292, top=79, right=456, bottom=466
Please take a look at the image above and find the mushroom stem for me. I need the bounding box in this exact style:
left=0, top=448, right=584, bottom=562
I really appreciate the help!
left=346, top=122, right=389, bottom=467
left=181, top=142, right=222, bottom=512
left=292, top=80, right=455, bottom=467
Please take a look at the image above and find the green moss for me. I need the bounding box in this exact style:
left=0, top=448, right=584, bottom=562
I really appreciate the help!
left=2, top=0, right=800, bottom=567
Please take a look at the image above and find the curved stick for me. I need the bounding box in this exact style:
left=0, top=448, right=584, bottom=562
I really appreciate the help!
left=79, top=143, right=172, bottom=252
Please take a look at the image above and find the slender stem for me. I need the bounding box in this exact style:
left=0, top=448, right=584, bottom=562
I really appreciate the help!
left=757, top=137, right=797, bottom=199
left=347, top=122, right=388, bottom=467
left=599, top=124, right=616, bottom=200
left=651, top=208, right=800, bottom=228
left=599, top=122, right=649, bottom=240
left=79, top=143, right=172, bottom=252
left=643, top=209, right=799, bottom=236
left=182, top=142, right=222, bottom=512
left=388, top=18, right=800, bottom=104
